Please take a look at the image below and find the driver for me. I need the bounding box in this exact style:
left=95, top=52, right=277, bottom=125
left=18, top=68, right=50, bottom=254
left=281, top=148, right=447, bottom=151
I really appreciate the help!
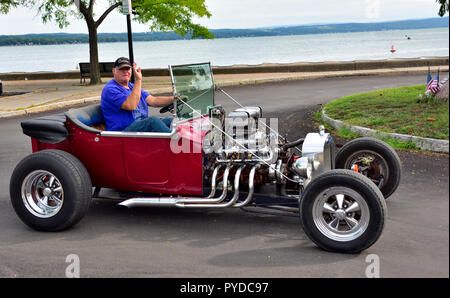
left=101, top=57, right=176, bottom=132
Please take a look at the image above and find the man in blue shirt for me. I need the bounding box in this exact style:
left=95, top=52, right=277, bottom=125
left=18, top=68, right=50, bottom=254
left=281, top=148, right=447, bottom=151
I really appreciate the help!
left=101, top=57, right=176, bottom=132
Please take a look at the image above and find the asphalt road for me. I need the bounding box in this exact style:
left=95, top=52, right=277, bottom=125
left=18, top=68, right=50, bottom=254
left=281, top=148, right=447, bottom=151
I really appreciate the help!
left=0, top=74, right=448, bottom=278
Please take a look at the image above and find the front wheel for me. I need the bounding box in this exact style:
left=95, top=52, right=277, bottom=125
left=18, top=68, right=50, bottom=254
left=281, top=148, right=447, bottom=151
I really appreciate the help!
left=299, top=169, right=387, bottom=253
left=10, top=150, right=92, bottom=231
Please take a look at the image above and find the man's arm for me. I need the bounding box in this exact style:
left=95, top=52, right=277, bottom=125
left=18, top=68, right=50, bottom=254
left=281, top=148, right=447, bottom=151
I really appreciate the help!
left=145, top=94, right=176, bottom=107
left=121, top=64, right=143, bottom=111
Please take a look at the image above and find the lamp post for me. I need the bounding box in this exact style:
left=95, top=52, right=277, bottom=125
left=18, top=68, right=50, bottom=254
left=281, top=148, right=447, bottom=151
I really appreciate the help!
left=122, top=0, right=135, bottom=83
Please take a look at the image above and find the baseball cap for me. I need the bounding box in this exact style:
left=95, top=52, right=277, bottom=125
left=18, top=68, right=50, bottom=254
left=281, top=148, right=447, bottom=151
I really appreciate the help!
left=114, top=57, right=132, bottom=69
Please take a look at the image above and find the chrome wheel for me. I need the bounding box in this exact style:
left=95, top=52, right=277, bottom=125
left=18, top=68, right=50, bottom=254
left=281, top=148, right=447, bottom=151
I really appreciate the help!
left=344, top=150, right=389, bottom=189
left=21, top=170, right=64, bottom=218
left=312, top=186, right=370, bottom=242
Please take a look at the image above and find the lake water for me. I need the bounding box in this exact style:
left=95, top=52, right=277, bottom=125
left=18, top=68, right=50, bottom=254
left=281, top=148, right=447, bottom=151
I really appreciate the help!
left=1, top=27, right=448, bottom=73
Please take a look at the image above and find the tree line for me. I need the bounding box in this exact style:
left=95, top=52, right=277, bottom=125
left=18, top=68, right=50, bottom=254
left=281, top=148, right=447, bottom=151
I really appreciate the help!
left=1, top=17, right=448, bottom=47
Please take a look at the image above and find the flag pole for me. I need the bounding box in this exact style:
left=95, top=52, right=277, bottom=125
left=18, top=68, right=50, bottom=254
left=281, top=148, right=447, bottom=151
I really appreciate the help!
left=122, top=0, right=135, bottom=83
left=127, top=14, right=135, bottom=83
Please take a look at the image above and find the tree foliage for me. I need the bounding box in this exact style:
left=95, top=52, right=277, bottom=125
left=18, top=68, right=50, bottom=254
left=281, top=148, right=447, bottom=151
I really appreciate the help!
left=133, top=0, right=213, bottom=38
left=0, top=0, right=16, bottom=13
left=437, top=0, right=449, bottom=16
left=1, top=1, right=212, bottom=34
left=0, top=0, right=213, bottom=84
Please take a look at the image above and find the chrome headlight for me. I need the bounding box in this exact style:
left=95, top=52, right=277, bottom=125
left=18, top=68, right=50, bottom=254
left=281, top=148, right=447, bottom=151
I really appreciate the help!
left=292, top=156, right=312, bottom=178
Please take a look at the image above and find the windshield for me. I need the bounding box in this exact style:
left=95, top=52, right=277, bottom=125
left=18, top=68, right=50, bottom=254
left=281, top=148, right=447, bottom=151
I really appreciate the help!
left=169, top=63, right=215, bottom=120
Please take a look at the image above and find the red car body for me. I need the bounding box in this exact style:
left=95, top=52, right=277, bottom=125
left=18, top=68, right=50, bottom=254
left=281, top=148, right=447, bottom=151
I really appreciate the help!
left=30, top=115, right=210, bottom=195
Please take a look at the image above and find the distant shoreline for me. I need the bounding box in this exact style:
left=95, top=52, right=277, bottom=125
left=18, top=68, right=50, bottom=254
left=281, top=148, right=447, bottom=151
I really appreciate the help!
left=0, top=17, right=448, bottom=47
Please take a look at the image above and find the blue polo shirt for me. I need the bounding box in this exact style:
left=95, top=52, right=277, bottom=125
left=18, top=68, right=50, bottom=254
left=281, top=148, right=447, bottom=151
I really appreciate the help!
left=100, top=79, right=150, bottom=131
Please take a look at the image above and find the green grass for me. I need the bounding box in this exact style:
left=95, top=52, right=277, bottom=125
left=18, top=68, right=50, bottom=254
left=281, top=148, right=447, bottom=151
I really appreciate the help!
left=324, top=84, right=449, bottom=140
left=337, top=127, right=360, bottom=139
left=379, top=136, right=417, bottom=150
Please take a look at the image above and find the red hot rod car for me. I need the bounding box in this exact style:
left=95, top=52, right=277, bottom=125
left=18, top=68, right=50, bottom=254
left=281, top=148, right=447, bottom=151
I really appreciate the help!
left=10, top=63, right=401, bottom=253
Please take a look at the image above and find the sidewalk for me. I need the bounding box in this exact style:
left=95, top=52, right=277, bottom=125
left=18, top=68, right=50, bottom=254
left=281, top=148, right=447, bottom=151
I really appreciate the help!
left=0, top=65, right=448, bottom=118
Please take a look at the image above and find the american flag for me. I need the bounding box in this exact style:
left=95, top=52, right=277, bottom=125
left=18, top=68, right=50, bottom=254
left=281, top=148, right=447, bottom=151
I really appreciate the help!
left=426, top=70, right=440, bottom=94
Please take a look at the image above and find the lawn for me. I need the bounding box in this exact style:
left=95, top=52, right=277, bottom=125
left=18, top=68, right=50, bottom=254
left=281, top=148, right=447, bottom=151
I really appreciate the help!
left=324, top=84, right=449, bottom=140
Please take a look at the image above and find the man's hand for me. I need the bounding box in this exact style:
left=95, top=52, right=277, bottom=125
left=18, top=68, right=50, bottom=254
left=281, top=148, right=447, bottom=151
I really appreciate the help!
left=133, top=62, right=142, bottom=81
left=121, top=62, right=142, bottom=111
left=175, top=95, right=189, bottom=102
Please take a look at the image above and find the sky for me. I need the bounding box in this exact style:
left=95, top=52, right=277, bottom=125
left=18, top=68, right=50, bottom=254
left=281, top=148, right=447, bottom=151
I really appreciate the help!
left=0, top=0, right=444, bottom=35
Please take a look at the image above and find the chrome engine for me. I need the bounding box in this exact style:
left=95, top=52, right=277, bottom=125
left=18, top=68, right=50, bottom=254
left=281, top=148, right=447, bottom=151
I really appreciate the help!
left=207, top=105, right=335, bottom=188
left=207, top=106, right=279, bottom=165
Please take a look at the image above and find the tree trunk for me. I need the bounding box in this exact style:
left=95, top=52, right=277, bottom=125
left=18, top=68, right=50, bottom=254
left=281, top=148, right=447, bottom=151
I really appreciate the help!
left=87, top=20, right=101, bottom=85
left=77, top=1, right=122, bottom=85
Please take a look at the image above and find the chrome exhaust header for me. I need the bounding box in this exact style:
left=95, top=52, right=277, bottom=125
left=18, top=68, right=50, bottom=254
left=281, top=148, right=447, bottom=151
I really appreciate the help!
left=176, top=165, right=231, bottom=204
left=177, top=165, right=246, bottom=208
left=206, top=165, right=223, bottom=199
left=118, top=197, right=179, bottom=208
left=233, top=164, right=259, bottom=208
left=118, top=164, right=259, bottom=209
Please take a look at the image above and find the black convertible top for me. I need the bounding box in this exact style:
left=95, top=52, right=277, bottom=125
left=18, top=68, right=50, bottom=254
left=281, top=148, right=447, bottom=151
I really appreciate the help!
left=21, top=104, right=105, bottom=144
left=21, top=113, right=68, bottom=144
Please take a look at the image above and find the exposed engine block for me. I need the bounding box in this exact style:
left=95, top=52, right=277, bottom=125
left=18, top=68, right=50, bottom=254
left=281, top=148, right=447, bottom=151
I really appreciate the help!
left=206, top=106, right=278, bottom=165
left=206, top=105, right=335, bottom=187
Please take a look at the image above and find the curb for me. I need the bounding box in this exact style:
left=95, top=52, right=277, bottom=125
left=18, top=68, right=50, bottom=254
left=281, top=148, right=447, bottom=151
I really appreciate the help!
left=321, top=110, right=449, bottom=153
left=0, top=96, right=101, bottom=119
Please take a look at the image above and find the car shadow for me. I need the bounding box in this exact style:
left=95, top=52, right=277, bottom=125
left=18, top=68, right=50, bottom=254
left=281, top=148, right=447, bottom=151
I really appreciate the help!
left=1, top=197, right=358, bottom=265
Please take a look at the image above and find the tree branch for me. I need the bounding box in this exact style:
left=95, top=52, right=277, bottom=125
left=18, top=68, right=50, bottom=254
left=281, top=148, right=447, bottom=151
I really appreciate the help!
left=95, top=2, right=121, bottom=28
left=88, top=0, right=95, bottom=14
left=77, top=0, right=89, bottom=19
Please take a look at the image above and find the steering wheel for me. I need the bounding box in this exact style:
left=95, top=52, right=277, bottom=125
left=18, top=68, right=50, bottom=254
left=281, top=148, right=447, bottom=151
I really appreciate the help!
left=159, top=95, right=189, bottom=114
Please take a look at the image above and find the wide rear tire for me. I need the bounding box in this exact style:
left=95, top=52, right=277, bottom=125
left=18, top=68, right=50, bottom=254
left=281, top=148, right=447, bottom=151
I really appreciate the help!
left=10, top=150, right=92, bottom=231
left=335, top=137, right=402, bottom=199
left=299, top=169, right=387, bottom=253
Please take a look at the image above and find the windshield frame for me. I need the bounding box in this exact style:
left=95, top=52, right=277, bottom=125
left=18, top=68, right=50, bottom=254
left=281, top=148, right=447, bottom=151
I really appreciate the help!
left=169, top=62, right=216, bottom=120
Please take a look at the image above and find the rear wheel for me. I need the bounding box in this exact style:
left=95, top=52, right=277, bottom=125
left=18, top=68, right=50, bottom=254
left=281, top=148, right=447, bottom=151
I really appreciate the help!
left=10, top=150, right=92, bottom=231
left=299, top=169, right=387, bottom=253
left=335, top=137, right=402, bottom=199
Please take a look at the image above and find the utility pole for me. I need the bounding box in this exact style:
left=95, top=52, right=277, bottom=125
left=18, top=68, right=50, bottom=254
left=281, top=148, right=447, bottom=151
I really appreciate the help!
left=122, top=0, right=135, bottom=83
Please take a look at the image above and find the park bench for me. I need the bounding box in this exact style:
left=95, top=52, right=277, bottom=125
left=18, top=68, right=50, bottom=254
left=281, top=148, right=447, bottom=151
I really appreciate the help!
left=79, top=62, right=115, bottom=84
